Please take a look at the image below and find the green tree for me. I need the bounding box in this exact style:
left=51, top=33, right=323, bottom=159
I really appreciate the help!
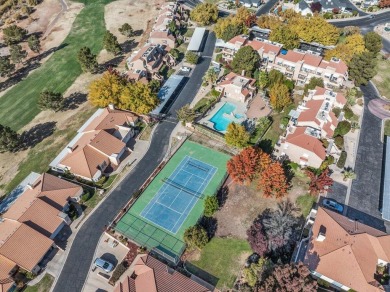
left=118, top=23, right=134, bottom=37
left=169, top=48, right=180, bottom=60
left=103, top=31, right=121, bottom=55
left=243, top=258, right=268, bottom=287
left=148, top=79, right=160, bottom=93
left=225, top=122, right=250, bottom=148
left=269, top=82, right=291, bottom=111
left=214, top=16, right=244, bottom=42
left=185, top=51, right=199, bottom=65
left=0, top=124, right=20, bottom=153
left=9, top=44, right=27, bottom=64
left=0, top=56, right=15, bottom=77
left=38, top=91, right=64, bottom=111
left=231, top=46, right=260, bottom=77
left=268, top=69, right=286, bottom=87
left=269, top=25, right=300, bottom=50
left=27, top=35, right=41, bottom=53
left=203, top=68, right=218, bottom=85
left=303, top=77, right=325, bottom=95
left=204, top=195, right=219, bottom=217
left=334, top=120, right=351, bottom=136
left=77, top=47, right=98, bottom=73
left=176, top=104, right=196, bottom=125
left=349, top=51, right=377, bottom=86
left=183, top=225, right=209, bottom=249
left=27, top=0, right=39, bottom=5
left=119, top=82, right=159, bottom=114
left=190, top=3, right=218, bottom=25
left=3, top=25, right=27, bottom=44
left=364, top=31, right=382, bottom=55
left=258, top=71, right=269, bottom=90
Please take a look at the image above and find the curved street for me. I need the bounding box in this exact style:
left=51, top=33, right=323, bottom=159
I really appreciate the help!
left=53, top=32, right=216, bottom=292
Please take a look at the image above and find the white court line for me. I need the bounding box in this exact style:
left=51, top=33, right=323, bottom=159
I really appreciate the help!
left=154, top=201, right=182, bottom=215
left=170, top=159, right=218, bottom=233
left=140, top=156, right=190, bottom=219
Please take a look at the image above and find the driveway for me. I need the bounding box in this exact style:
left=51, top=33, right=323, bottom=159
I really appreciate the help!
left=53, top=32, right=217, bottom=292
left=345, top=82, right=390, bottom=232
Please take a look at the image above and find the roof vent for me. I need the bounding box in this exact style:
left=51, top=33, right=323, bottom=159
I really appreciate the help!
left=167, top=267, right=175, bottom=275
left=108, top=103, right=115, bottom=110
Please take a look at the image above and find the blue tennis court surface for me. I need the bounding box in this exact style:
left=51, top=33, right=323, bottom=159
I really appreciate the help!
left=140, top=156, right=217, bottom=234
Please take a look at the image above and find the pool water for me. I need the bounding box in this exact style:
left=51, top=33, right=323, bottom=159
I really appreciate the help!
left=209, top=102, right=241, bottom=132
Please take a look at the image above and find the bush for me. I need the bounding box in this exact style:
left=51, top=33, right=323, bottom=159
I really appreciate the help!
left=204, top=195, right=219, bottom=217
left=337, top=151, right=347, bottom=168
left=320, top=155, right=334, bottom=171
left=343, top=106, right=354, bottom=120
left=186, top=51, right=199, bottom=64
left=81, top=192, right=90, bottom=202
left=184, top=225, right=209, bottom=249
left=109, top=261, right=129, bottom=285
left=332, top=107, right=341, bottom=118
left=334, top=135, right=344, bottom=149
left=334, top=121, right=351, bottom=136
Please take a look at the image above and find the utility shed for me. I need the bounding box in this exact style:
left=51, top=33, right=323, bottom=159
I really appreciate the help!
left=187, top=27, right=206, bottom=52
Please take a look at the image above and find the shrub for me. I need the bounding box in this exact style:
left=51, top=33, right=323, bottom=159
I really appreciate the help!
left=184, top=225, right=209, bottom=249
left=81, top=192, right=90, bottom=202
left=337, top=151, right=347, bottom=168
left=204, top=195, right=219, bottom=217
left=186, top=51, right=199, bottom=64
left=332, top=107, right=341, bottom=118
left=319, top=155, right=334, bottom=171
left=343, top=106, right=354, bottom=120
left=109, top=261, right=129, bottom=285
left=334, top=135, right=344, bottom=149
left=334, top=121, right=351, bottom=136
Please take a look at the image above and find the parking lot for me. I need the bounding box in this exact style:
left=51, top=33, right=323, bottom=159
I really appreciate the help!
left=83, top=233, right=129, bottom=292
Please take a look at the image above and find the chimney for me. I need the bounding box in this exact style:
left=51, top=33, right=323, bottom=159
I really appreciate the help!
left=26, top=183, right=34, bottom=190
left=67, top=146, right=74, bottom=153
left=241, top=70, right=246, bottom=76
left=316, top=225, right=326, bottom=242
left=108, top=103, right=115, bottom=110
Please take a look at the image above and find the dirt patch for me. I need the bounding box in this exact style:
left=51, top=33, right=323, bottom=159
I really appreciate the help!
left=215, top=176, right=309, bottom=239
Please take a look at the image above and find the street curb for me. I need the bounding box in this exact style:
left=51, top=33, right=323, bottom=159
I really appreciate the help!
left=49, top=125, right=157, bottom=292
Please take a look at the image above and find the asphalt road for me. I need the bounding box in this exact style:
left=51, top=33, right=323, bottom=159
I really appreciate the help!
left=331, top=12, right=390, bottom=53
left=53, top=32, right=216, bottom=292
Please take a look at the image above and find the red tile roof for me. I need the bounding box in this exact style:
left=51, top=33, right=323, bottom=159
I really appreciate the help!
left=304, top=207, right=390, bottom=292
left=302, top=54, right=322, bottom=67
left=278, top=50, right=304, bottom=63
left=114, top=255, right=211, bottom=292
left=286, top=127, right=326, bottom=160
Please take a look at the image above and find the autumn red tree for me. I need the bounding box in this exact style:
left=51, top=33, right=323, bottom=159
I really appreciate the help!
left=244, top=14, right=257, bottom=28
left=227, top=147, right=271, bottom=185
left=379, top=0, right=390, bottom=7
left=306, top=168, right=333, bottom=196
left=260, top=262, right=318, bottom=292
left=247, top=220, right=268, bottom=256
left=258, top=161, right=288, bottom=199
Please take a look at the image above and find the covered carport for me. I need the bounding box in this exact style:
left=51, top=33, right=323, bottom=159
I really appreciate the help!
left=187, top=27, right=206, bottom=52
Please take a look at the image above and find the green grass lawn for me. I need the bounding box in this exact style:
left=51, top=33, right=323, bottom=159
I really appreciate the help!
left=372, top=57, right=390, bottom=100
left=25, top=273, right=54, bottom=292
left=0, top=0, right=114, bottom=131
left=296, top=194, right=316, bottom=217
left=384, top=119, right=390, bottom=137
left=4, top=107, right=95, bottom=194
left=188, top=238, right=251, bottom=289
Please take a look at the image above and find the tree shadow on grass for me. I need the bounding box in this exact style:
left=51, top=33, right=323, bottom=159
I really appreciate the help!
left=63, top=92, right=87, bottom=111
left=20, top=121, right=56, bottom=149
left=199, top=216, right=218, bottom=238
left=0, top=43, right=68, bottom=92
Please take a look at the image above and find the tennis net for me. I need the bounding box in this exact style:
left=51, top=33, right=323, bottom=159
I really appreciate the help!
left=187, top=161, right=209, bottom=172
left=162, top=178, right=204, bottom=199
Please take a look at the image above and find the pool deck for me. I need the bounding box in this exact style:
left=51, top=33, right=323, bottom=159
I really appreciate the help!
left=199, top=97, right=248, bottom=133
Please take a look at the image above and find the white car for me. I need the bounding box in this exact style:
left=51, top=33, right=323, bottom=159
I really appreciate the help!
left=94, top=258, right=114, bottom=273
left=180, top=66, right=191, bottom=72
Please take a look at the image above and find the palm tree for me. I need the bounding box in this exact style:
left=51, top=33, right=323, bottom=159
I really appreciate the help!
left=262, top=200, right=299, bottom=251
left=203, top=68, right=218, bottom=86
left=343, top=168, right=356, bottom=181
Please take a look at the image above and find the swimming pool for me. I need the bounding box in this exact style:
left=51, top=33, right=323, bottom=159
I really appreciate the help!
left=209, top=102, right=242, bottom=132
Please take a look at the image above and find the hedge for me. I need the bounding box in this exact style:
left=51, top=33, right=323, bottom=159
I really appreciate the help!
left=337, top=151, right=347, bottom=168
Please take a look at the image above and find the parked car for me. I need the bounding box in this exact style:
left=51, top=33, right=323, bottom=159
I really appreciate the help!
left=368, top=15, right=375, bottom=19
left=180, top=66, right=191, bottom=72
left=322, top=199, right=344, bottom=213
left=94, top=258, right=114, bottom=273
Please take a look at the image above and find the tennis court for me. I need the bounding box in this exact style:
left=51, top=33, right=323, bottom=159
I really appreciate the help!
left=140, top=156, right=217, bottom=234
left=114, top=141, right=230, bottom=259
